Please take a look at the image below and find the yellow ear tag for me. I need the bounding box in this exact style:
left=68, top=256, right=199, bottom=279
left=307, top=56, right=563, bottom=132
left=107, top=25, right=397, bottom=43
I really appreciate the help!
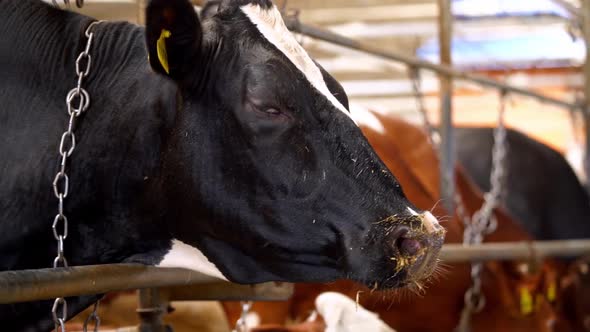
left=546, top=282, right=557, bottom=302
left=519, top=287, right=534, bottom=315
left=157, top=29, right=172, bottom=74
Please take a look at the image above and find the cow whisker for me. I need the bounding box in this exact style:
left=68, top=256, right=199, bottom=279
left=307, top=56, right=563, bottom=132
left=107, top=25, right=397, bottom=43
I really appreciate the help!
left=431, top=199, right=444, bottom=212
left=372, top=281, right=380, bottom=291
left=433, top=261, right=452, bottom=278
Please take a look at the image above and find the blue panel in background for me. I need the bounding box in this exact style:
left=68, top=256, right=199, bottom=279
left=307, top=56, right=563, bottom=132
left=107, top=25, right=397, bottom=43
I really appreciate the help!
left=417, top=0, right=583, bottom=69
left=453, top=0, right=569, bottom=19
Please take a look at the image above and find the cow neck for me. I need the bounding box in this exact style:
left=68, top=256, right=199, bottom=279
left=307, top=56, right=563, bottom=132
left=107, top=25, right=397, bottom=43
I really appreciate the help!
left=84, top=23, right=150, bottom=87
left=2, top=0, right=177, bottom=260
left=0, top=1, right=90, bottom=93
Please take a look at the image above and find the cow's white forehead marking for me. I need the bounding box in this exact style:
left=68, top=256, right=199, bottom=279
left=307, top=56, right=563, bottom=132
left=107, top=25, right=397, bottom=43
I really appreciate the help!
left=158, top=239, right=228, bottom=281
left=240, top=4, right=357, bottom=124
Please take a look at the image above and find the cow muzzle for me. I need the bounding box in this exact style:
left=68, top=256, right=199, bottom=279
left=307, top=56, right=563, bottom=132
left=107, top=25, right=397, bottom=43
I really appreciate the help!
left=402, top=211, right=445, bottom=280
left=376, top=209, right=445, bottom=288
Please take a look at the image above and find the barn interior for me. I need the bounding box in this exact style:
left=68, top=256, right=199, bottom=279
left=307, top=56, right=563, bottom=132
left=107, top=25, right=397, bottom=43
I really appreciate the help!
left=3, top=0, right=590, bottom=331
left=61, top=0, right=585, bottom=152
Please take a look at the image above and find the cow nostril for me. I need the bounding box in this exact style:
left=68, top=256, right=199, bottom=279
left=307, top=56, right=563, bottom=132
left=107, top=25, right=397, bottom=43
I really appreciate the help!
left=398, top=238, right=422, bottom=256
left=390, top=225, right=409, bottom=239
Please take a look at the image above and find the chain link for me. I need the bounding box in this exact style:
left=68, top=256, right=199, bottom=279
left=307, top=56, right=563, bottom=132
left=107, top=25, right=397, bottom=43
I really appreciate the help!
left=454, top=90, right=509, bottom=331
left=408, top=66, right=440, bottom=145
left=50, top=20, right=102, bottom=332
left=462, top=90, right=507, bottom=246
left=51, top=0, right=85, bottom=9
left=233, top=301, right=253, bottom=332
left=408, top=64, right=509, bottom=331
left=83, top=302, right=101, bottom=332
left=52, top=298, right=68, bottom=332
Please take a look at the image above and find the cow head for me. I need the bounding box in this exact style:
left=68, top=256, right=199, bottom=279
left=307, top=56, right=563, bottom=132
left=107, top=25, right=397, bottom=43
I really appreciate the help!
left=145, top=0, right=445, bottom=289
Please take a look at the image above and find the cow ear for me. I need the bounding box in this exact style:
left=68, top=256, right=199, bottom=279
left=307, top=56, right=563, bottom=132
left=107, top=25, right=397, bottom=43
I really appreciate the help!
left=146, top=0, right=202, bottom=80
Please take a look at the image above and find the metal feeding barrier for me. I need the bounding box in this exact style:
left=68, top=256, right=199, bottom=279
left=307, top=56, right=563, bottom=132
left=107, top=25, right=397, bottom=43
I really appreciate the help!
left=0, top=264, right=293, bottom=305
left=2, top=239, right=590, bottom=304
left=441, top=239, right=590, bottom=263
left=0, top=264, right=293, bottom=332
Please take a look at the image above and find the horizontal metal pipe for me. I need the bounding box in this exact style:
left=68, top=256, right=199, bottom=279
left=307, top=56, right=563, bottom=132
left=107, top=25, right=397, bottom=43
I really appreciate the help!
left=166, top=281, right=292, bottom=301
left=284, top=18, right=579, bottom=111
left=0, top=264, right=293, bottom=304
left=1, top=240, right=589, bottom=304
left=440, top=239, right=590, bottom=263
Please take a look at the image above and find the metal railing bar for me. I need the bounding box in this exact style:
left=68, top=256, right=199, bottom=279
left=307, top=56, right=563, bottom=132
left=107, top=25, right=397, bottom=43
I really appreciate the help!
left=0, top=264, right=293, bottom=304
left=440, top=239, right=590, bottom=263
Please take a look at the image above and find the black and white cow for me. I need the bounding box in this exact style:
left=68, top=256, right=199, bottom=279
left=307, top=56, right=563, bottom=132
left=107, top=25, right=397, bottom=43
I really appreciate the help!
left=0, top=0, right=445, bottom=330
left=455, top=127, right=590, bottom=240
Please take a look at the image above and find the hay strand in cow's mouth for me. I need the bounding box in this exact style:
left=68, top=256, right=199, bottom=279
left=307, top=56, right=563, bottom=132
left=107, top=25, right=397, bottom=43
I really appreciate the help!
left=374, top=214, right=400, bottom=225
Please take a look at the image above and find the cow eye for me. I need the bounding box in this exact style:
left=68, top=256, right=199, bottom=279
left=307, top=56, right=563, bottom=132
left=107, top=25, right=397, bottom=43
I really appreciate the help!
left=247, top=99, right=289, bottom=120
left=263, top=108, right=282, bottom=116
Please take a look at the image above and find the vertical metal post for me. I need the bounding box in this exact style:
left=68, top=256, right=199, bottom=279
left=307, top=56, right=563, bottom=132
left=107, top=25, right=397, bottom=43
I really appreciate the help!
left=137, top=288, right=172, bottom=332
left=137, top=0, right=147, bottom=25
left=438, top=0, right=455, bottom=212
left=583, top=0, right=590, bottom=192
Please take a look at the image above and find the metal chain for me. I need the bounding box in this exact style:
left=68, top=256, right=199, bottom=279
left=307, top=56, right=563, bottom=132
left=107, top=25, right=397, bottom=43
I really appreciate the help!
left=465, top=90, right=508, bottom=244
left=408, top=64, right=508, bottom=331
left=408, top=60, right=508, bottom=332
left=83, top=301, right=101, bottom=332
left=52, top=0, right=85, bottom=9
left=233, top=301, right=253, bottom=332
left=408, top=66, right=440, bottom=146
left=455, top=90, right=509, bottom=332
left=407, top=64, right=509, bottom=325
left=52, top=298, right=67, bottom=332
left=50, top=20, right=102, bottom=332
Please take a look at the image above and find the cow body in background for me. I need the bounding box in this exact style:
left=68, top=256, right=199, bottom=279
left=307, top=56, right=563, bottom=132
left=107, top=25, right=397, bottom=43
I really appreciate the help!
left=0, top=0, right=444, bottom=330
left=455, top=127, right=590, bottom=240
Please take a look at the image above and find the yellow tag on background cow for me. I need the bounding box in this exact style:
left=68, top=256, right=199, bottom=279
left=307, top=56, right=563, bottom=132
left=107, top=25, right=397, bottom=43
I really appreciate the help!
left=519, top=287, right=533, bottom=315
left=157, top=29, right=172, bottom=74
left=546, top=281, right=556, bottom=302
